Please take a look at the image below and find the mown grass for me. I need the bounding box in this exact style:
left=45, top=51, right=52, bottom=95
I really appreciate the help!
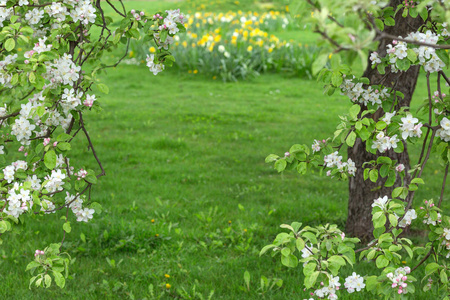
left=1, top=1, right=448, bottom=299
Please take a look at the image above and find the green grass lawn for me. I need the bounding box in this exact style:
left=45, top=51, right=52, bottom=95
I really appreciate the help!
left=1, top=62, right=446, bottom=299
left=1, top=1, right=449, bottom=299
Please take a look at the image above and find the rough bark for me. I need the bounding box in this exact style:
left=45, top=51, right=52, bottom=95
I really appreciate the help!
left=346, top=0, right=425, bottom=240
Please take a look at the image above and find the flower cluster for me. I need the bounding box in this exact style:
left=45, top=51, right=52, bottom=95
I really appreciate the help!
left=373, top=30, right=445, bottom=73
left=343, top=272, right=365, bottom=293
left=386, top=267, right=411, bottom=295
left=324, top=152, right=356, bottom=176
left=312, top=139, right=327, bottom=153
left=437, top=117, right=450, bottom=142
left=399, top=114, right=422, bottom=140
left=371, top=131, right=400, bottom=153
left=398, top=209, right=417, bottom=228
left=340, top=78, right=389, bottom=108
left=406, top=31, right=445, bottom=73
left=314, top=276, right=340, bottom=299
left=372, top=195, right=389, bottom=210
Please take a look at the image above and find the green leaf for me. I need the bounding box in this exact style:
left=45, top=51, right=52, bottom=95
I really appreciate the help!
left=5, top=38, right=15, bottom=52
left=312, top=53, right=328, bottom=76
left=425, top=263, right=440, bottom=275
left=304, top=271, right=319, bottom=289
left=296, top=238, right=305, bottom=252
left=63, top=222, right=71, bottom=233
left=441, top=269, right=448, bottom=284
left=331, top=71, right=343, bottom=87
left=44, top=274, right=52, bottom=288
left=281, top=254, right=298, bottom=268
left=358, top=127, right=370, bottom=141
left=396, top=59, right=410, bottom=71
left=281, top=247, right=291, bottom=257
left=328, top=255, right=346, bottom=266
left=53, top=271, right=65, bottom=288
left=384, top=17, right=395, bottom=26
left=419, top=8, right=428, bottom=21
left=275, top=159, right=287, bottom=173
left=97, top=83, right=109, bottom=94
left=374, top=19, right=384, bottom=31
left=392, top=187, right=403, bottom=198
left=26, top=261, right=41, bottom=271
left=407, top=49, right=417, bottom=63
left=436, top=49, right=449, bottom=67
left=44, top=150, right=57, bottom=170
left=36, top=106, right=45, bottom=117
left=57, top=142, right=71, bottom=151
left=260, top=244, right=276, bottom=256
left=376, top=121, right=387, bottom=130
left=411, top=178, right=424, bottom=184
left=85, top=173, right=97, bottom=184
left=265, top=154, right=279, bottom=163
left=346, top=131, right=357, bottom=147
left=369, top=169, right=378, bottom=182
left=377, top=156, right=392, bottom=165
left=388, top=214, right=398, bottom=227
left=57, top=133, right=72, bottom=142
left=349, top=104, right=361, bottom=119
left=375, top=255, right=389, bottom=268
left=160, top=30, right=168, bottom=43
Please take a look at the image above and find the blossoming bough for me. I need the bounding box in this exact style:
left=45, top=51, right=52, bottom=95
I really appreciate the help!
left=0, top=0, right=185, bottom=289
left=263, top=0, right=450, bottom=298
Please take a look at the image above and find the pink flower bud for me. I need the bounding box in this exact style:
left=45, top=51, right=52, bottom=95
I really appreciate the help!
left=140, top=11, right=144, bottom=16
left=43, top=138, right=50, bottom=146
left=425, top=200, right=428, bottom=204
left=24, top=152, right=28, bottom=157
left=131, top=9, right=135, bottom=14
left=402, top=276, right=407, bottom=281
left=18, top=146, right=24, bottom=152
left=53, top=142, right=58, bottom=147
left=284, top=152, right=290, bottom=157
left=392, top=283, right=397, bottom=288
left=398, top=289, right=403, bottom=294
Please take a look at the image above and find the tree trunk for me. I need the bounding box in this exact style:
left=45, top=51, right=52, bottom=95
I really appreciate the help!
left=346, top=0, right=424, bottom=240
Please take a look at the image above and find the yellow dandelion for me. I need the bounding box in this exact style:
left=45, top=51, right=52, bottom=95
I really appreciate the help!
left=149, top=47, right=156, bottom=53
left=191, top=33, right=198, bottom=38
left=165, top=274, right=170, bottom=278
left=244, top=229, right=247, bottom=232
left=268, top=47, right=273, bottom=53
left=129, top=51, right=135, bottom=58
left=166, top=283, right=171, bottom=289
left=151, top=219, right=155, bottom=223
left=228, top=220, right=232, bottom=224
left=329, top=53, right=333, bottom=59
left=155, top=234, right=159, bottom=237
left=247, top=46, right=253, bottom=52
left=212, top=76, right=217, bottom=80
left=182, top=41, right=187, bottom=48
left=193, top=70, right=198, bottom=74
